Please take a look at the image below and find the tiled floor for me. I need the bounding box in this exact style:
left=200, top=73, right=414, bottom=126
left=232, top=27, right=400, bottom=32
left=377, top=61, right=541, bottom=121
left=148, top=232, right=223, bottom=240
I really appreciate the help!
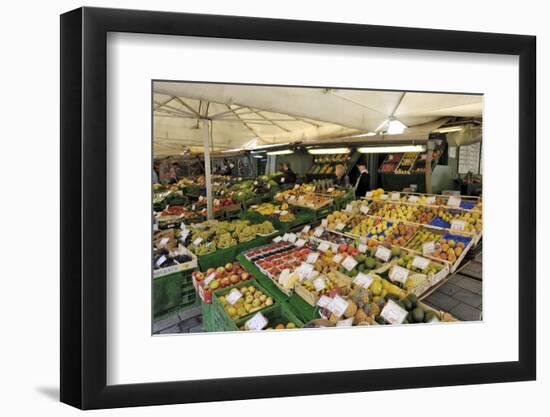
left=423, top=254, right=483, bottom=321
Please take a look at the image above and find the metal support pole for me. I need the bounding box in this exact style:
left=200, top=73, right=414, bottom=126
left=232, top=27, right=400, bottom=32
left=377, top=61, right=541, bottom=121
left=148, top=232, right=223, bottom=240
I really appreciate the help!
left=425, top=140, right=434, bottom=194
left=202, top=119, right=213, bottom=219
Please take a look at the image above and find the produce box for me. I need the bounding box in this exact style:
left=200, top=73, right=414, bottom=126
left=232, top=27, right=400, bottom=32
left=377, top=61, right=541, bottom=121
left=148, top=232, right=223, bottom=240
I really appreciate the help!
left=153, top=246, right=197, bottom=278
left=294, top=270, right=352, bottom=307
left=235, top=303, right=304, bottom=331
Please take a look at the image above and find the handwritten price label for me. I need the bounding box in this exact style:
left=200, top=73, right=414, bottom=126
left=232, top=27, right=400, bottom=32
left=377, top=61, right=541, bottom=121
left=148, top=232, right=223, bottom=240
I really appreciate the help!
left=447, top=196, right=461, bottom=207
left=375, top=246, right=392, bottom=262
left=422, top=241, right=435, bottom=255
left=389, top=265, right=410, bottom=284
left=380, top=299, right=408, bottom=324
left=226, top=289, right=243, bottom=305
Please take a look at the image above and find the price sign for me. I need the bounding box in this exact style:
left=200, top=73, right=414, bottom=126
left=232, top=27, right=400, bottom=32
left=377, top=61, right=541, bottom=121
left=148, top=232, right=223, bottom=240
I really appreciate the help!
left=193, top=237, right=203, bottom=246
left=413, top=256, right=431, bottom=271
left=389, top=265, right=410, bottom=284
left=336, top=318, right=354, bottom=327
left=302, top=225, right=311, bottom=233
left=226, top=289, right=243, bottom=305
left=333, top=254, right=343, bottom=264
left=345, top=204, right=353, bottom=213
left=153, top=223, right=158, bottom=231
left=245, top=312, right=268, bottom=331
left=408, top=195, right=419, bottom=203
left=380, top=194, right=388, bottom=200
left=288, top=233, right=297, bottom=243
left=341, top=256, right=358, bottom=272
left=295, top=239, right=306, bottom=247
left=158, top=237, right=170, bottom=247
left=318, top=242, right=330, bottom=253
left=451, top=220, right=466, bottom=231
left=282, top=233, right=291, bottom=242
left=447, top=196, right=461, bottom=207
left=375, top=246, right=392, bottom=262
left=335, top=223, right=346, bottom=231
left=294, top=184, right=300, bottom=189
left=306, top=252, right=320, bottom=264
left=353, top=272, right=374, bottom=289
left=380, top=299, right=408, bottom=324
left=327, top=295, right=349, bottom=317
left=360, top=205, right=370, bottom=214
left=155, top=255, right=167, bottom=267
left=321, top=219, right=328, bottom=227
left=316, top=295, right=332, bottom=308
left=313, top=227, right=324, bottom=237
left=358, top=243, right=368, bottom=253
left=391, top=192, right=400, bottom=201
left=203, top=272, right=216, bottom=286
left=365, top=191, right=374, bottom=198
left=313, top=277, right=326, bottom=291
left=180, top=229, right=190, bottom=241
left=279, top=210, right=288, bottom=216
left=331, top=243, right=339, bottom=253
left=296, top=262, right=314, bottom=279
left=426, top=196, right=436, bottom=205
left=253, top=181, right=258, bottom=186
left=422, top=241, right=435, bottom=255
left=272, top=236, right=283, bottom=243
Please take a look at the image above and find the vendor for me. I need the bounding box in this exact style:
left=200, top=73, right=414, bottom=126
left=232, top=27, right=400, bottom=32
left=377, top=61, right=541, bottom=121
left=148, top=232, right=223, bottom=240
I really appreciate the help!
left=334, top=164, right=350, bottom=188
left=354, top=159, right=370, bottom=198
left=280, top=162, right=297, bottom=185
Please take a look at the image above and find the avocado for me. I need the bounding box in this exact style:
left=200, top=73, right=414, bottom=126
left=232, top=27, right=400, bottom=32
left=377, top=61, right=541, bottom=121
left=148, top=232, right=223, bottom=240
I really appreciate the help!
left=424, top=310, right=436, bottom=323
left=385, top=293, right=400, bottom=302
left=402, top=298, right=413, bottom=311
left=355, top=254, right=367, bottom=264
left=406, top=293, right=418, bottom=309
left=365, top=257, right=377, bottom=269
left=412, top=307, right=425, bottom=323
left=391, top=247, right=401, bottom=257
left=375, top=316, right=386, bottom=325
left=350, top=268, right=359, bottom=277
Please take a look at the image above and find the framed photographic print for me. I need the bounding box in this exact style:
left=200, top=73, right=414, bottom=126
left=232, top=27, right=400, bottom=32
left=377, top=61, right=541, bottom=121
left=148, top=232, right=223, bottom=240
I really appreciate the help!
left=60, top=6, right=536, bottom=410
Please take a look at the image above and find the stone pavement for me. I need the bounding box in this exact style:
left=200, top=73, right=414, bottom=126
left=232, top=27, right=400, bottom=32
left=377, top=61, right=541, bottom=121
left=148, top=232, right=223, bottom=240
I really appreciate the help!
left=423, top=254, right=482, bottom=321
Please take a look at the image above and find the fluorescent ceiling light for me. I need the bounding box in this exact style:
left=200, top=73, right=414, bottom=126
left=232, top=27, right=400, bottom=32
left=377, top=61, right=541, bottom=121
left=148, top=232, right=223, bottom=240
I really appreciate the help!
left=308, top=147, right=350, bottom=155
left=252, top=155, right=265, bottom=159
left=249, top=142, right=290, bottom=150
left=437, top=126, right=463, bottom=133
left=266, top=149, right=294, bottom=156
left=358, top=145, right=426, bottom=154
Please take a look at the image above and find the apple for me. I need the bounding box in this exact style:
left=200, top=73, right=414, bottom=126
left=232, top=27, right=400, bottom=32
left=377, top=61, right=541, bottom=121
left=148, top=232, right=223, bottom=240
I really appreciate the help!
left=240, top=272, right=250, bottom=281
left=194, top=271, right=205, bottom=281
left=229, top=274, right=240, bottom=284
left=221, top=277, right=231, bottom=287
left=216, top=266, right=226, bottom=275
left=225, top=263, right=233, bottom=272
left=206, top=267, right=216, bottom=276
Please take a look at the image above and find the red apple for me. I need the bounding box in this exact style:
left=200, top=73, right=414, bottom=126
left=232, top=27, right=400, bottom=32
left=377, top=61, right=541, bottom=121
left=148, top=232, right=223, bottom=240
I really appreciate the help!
left=221, top=277, right=230, bottom=287
left=194, top=272, right=205, bottom=281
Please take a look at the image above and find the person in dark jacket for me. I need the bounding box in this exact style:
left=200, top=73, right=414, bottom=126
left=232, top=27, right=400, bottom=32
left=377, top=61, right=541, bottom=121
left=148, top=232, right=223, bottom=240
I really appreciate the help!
left=354, top=160, right=370, bottom=198
left=280, top=162, right=297, bottom=184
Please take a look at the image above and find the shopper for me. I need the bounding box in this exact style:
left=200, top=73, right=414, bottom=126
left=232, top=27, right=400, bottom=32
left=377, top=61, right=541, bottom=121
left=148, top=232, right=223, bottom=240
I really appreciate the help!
left=220, top=159, right=233, bottom=176
left=168, top=161, right=180, bottom=184
left=354, top=160, right=370, bottom=198
left=280, top=162, right=297, bottom=185
left=334, top=164, right=350, bottom=188
left=152, top=160, right=160, bottom=184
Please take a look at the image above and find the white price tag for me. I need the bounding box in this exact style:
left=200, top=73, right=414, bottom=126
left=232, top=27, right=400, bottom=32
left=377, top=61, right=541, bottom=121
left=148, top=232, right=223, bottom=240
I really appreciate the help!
left=294, top=184, right=300, bottom=189
left=422, top=241, right=435, bottom=256
left=353, top=272, right=374, bottom=289
left=281, top=177, right=285, bottom=183
left=391, top=192, right=400, bottom=201
left=380, top=194, right=388, bottom=200
left=327, top=295, right=349, bottom=317
left=287, top=233, right=297, bottom=243
left=272, top=236, right=283, bottom=243
left=327, top=187, right=335, bottom=193
left=345, top=204, right=353, bottom=213
left=447, top=196, right=461, bottom=207
left=158, top=237, right=170, bottom=247
left=360, top=205, right=370, bottom=214
left=389, top=265, right=410, bottom=284
left=191, top=204, right=196, bottom=211
left=313, top=227, right=324, bottom=237
left=180, top=229, right=190, bottom=241
left=313, top=277, right=326, bottom=291
left=336, top=318, right=354, bottom=327
left=282, top=233, right=291, bottom=242
left=153, top=223, right=158, bottom=231
left=302, top=225, right=311, bottom=233
left=318, top=242, right=330, bottom=253
left=450, top=220, right=466, bottom=231
left=413, top=256, right=431, bottom=271
left=375, top=246, right=392, bottom=262
left=358, top=243, right=368, bottom=253
left=335, top=223, right=346, bottom=231
left=341, top=256, right=358, bottom=271
left=380, top=299, right=408, bottom=324
left=203, top=272, right=216, bottom=286
left=331, top=243, right=339, bottom=253
left=408, top=195, right=419, bottom=203
left=245, top=312, right=268, bottom=331
left=306, top=252, right=320, bottom=264
left=426, top=196, right=436, bottom=205
left=295, top=239, right=306, bottom=247
left=226, top=289, right=243, bottom=305
left=321, top=219, right=328, bottom=227
left=316, top=295, right=332, bottom=308
left=365, top=191, right=374, bottom=198
left=279, top=210, right=288, bottom=216
left=193, top=237, right=203, bottom=246
left=155, top=255, right=167, bottom=267
left=296, top=262, right=314, bottom=279
left=332, top=254, right=343, bottom=264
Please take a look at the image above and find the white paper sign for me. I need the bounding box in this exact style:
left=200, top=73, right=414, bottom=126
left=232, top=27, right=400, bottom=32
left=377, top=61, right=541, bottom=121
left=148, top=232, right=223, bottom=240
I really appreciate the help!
left=380, top=194, right=388, bottom=200
left=321, top=219, right=328, bottom=227
left=204, top=272, right=216, bottom=286
left=345, top=204, right=353, bottom=213
left=155, top=255, right=167, bottom=267
left=327, top=295, right=349, bottom=317
left=332, top=254, right=343, bottom=264
left=282, top=233, right=290, bottom=242
left=380, top=299, right=408, bottom=324
left=245, top=312, right=268, bottom=331
left=422, top=241, right=436, bottom=256
left=180, top=229, right=190, bottom=241
left=365, top=191, right=374, bottom=198
left=158, top=237, right=170, bottom=247
left=272, top=236, right=283, bottom=243
left=226, top=289, right=243, bottom=305
left=341, top=256, right=358, bottom=271
left=288, top=233, right=297, bottom=243
left=426, top=196, right=436, bottom=205
left=353, top=272, right=374, bottom=289
left=331, top=243, right=339, bottom=253
left=302, top=225, right=311, bottom=233
left=193, top=237, right=203, bottom=246
left=295, top=239, right=306, bottom=247
left=375, top=246, right=392, bottom=262
left=358, top=243, right=368, bottom=253
left=294, top=184, right=300, bottom=189
left=296, top=262, right=314, bottom=279
left=413, top=256, right=431, bottom=271
left=313, top=277, right=326, bottom=292
left=408, top=195, right=419, bottom=203
left=314, top=227, right=324, bottom=237
left=327, top=187, right=334, bottom=193
left=306, top=252, right=320, bottom=264
left=336, top=318, right=354, bottom=327
left=389, top=265, right=410, bottom=283
left=318, top=242, right=330, bottom=253
left=316, top=295, right=332, bottom=308
left=335, top=223, right=346, bottom=231
left=360, top=205, right=370, bottom=214
left=391, top=192, right=400, bottom=201
left=451, top=220, right=466, bottom=231
left=447, top=196, right=461, bottom=207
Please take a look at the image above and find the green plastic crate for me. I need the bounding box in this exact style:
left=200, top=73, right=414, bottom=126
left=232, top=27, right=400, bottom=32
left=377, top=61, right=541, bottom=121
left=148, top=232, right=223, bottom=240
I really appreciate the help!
left=235, top=303, right=304, bottom=330
left=153, top=269, right=196, bottom=318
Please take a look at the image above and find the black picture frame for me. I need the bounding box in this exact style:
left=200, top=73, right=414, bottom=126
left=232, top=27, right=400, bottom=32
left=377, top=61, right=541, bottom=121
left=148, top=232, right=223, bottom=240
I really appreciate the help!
left=60, top=6, right=536, bottom=410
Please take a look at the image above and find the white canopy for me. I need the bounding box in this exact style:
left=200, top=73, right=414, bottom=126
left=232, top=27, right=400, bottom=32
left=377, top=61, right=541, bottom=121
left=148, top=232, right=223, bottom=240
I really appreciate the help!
left=153, top=82, right=482, bottom=156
